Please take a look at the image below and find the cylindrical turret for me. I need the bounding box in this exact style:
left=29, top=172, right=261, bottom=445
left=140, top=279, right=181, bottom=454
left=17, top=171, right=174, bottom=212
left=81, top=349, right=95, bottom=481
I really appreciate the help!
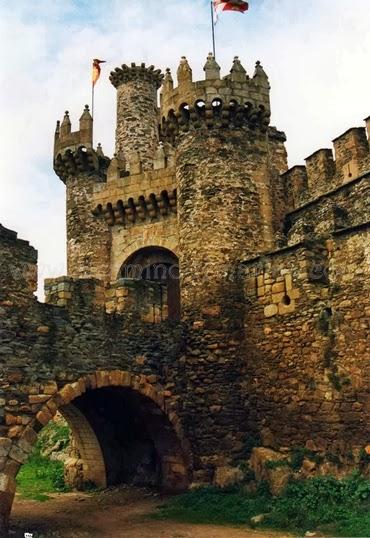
left=110, top=63, right=164, bottom=170
left=159, top=55, right=288, bottom=477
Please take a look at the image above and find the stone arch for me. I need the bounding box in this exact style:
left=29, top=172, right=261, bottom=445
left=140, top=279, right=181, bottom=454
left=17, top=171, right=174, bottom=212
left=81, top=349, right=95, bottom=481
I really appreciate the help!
left=111, top=236, right=178, bottom=280
left=119, top=246, right=180, bottom=321
left=60, top=403, right=107, bottom=488
left=1, top=370, right=190, bottom=535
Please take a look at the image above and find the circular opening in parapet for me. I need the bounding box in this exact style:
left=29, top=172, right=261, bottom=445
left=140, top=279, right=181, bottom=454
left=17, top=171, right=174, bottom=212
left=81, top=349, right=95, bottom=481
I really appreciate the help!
left=229, top=99, right=238, bottom=108
left=282, top=295, right=291, bottom=305
left=212, top=98, right=222, bottom=108
left=195, top=99, right=205, bottom=109
left=323, top=307, right=333, bottom=317
left=80, top=146, right=88, bottom=153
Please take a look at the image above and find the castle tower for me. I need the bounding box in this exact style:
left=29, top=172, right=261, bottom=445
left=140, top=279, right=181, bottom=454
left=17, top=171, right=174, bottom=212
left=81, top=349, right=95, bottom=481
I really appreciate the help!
left=110, top=63, right=164, bottom=170
left=161, top=55, right=287, bottom=318
left=160, top=55, right=288, bottom=476
left=53, top=106, right=111, bottom=282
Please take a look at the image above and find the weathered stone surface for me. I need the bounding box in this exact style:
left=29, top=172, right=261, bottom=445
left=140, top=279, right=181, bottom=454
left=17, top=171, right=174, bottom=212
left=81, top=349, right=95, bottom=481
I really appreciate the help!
left=250, top=448, right=291, bottom=496
left=213, top=466, right=244, bottom=489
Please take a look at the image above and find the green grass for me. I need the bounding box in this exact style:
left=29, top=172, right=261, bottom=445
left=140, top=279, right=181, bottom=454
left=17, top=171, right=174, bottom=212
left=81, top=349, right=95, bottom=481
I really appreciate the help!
left=16, top=420, right=71, bottom=501
left=153, top=473, right=370, bottom=536
left=16, top=454, right=69, bottom=501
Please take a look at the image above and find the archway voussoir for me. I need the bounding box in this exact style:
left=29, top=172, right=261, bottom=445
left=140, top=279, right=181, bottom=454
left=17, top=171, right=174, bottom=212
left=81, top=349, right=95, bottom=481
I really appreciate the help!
left=46, top=398, right=58, bottom=416
left=59, top=384, right=76, bottom=404
left=36, top=407, right=53, bottom=426
left=70, top=381, right=83, bottom=398
left=109, top=370, right=123, bottom=386
left=85, top=373, right=97, bottom=390
left=96, top=370, right=110, bottom=388
left=121, top=371, right=132, bottom=386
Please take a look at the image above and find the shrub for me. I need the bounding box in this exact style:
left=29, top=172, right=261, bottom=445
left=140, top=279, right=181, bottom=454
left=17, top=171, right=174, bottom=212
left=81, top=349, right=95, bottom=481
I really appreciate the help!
left=153, top=473, right=370, bottom=536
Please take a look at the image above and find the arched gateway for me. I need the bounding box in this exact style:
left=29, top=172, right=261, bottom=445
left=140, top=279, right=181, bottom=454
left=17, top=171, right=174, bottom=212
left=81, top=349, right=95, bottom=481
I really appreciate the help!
left=0, top=370, right=190, bottom=535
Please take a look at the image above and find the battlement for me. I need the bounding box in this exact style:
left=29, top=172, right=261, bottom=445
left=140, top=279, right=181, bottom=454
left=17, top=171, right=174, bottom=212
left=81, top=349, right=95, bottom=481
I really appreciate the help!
left=110, top=62, right=164, bottom=89
left=0, top=224, right=37, bottom=301
left=160, top=54, right=270, bottom=122
left=44, top=276, right=167, bottom=322
left=159, top=55, right=271, bottom=142
left=54, top=106, right=93, bottom=158
left=282, top=117, right=370, bottom=206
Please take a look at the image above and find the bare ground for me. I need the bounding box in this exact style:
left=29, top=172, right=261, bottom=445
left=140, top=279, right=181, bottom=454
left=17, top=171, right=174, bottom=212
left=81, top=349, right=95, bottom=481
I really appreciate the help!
left=10, top=487, right=295, bottom=538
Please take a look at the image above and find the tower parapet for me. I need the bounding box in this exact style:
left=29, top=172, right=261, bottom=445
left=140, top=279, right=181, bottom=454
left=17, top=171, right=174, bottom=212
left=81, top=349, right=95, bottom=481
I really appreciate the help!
left=160, top=54, right=271, bottom=130
left=53, top=106, right=110, bottom=184
left=110, top=63, right=164, bottom=171
left=54, top=106, right=93, bottom=157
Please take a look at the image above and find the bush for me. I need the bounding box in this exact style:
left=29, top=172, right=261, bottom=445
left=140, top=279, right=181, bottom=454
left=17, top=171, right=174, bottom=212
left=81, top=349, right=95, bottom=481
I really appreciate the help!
left=16, top=420, right=71, bottom=501
left=153, top=473, right=370, bottom=536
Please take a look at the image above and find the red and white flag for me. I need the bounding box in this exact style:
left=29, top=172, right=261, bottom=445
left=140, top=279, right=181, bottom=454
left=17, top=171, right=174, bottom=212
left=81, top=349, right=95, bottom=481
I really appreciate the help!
left=92, top=58, right=106, bottom=87
left=213, top=0, right=249, bottom=15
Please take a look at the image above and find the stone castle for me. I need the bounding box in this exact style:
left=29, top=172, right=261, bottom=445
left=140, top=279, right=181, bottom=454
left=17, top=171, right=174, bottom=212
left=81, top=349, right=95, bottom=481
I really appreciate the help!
left=0, top=53, right=369, bottom=535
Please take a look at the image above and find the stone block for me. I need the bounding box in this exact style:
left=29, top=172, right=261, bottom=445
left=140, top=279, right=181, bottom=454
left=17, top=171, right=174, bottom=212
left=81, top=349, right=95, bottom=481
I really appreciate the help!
left=29, top=394, right=50, bottom=405
left=9, top=445, right=28, bottom=464
left=0, top=439, right=11, bottom=458
left=284, top=273, right=292, bottom=291
left=278, top=301, right=296, bottom=315
left=36, top=408, right=53, bottom=426
left=257, top=287, right=265, bottom=297
left=43, top=381, right=58, bottom=395
left=271, top=282, right=285, bottom=293
left=213, top=466, right=244, bottom=488
left=264, top=304, right=278, bottom=318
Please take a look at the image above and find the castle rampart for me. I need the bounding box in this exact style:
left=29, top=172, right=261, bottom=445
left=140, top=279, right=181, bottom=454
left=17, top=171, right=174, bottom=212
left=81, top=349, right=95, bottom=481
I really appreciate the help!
left=282, top=118, right=370, bottom=208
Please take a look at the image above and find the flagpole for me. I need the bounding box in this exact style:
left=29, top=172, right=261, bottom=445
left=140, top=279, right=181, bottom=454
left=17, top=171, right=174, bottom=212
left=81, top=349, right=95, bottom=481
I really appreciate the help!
left=210, top=1, right=216, bottom=59
left=91, top=82, right=94, bottom=147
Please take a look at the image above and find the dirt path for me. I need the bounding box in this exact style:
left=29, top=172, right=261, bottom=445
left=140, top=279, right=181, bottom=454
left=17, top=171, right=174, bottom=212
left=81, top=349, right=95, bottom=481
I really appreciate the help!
left=10, top=487, right=294, bottom=538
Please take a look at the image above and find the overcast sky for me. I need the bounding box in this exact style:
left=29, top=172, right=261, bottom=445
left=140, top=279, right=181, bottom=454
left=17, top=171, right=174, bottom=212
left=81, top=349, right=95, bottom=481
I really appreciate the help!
left=0, top=0, right=369, bottom=296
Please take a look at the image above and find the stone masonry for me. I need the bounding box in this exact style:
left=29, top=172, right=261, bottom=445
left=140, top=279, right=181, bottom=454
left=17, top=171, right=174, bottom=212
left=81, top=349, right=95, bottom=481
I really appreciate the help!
left=0, top=53, right=369, bottom=536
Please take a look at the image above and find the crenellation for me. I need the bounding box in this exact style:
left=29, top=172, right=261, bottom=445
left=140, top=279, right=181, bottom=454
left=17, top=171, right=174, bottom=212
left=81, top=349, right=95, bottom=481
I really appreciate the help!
left=281, top=165, right=309, bottom=210
left=161, top=55, right=271, bottom=121
left=305, top=148, right=336, bottom=199
left=282, top=117, right=370, bottom=208
left=54, top=106, right=93, bottom=158
left=333, top=126, right=369, bottom=182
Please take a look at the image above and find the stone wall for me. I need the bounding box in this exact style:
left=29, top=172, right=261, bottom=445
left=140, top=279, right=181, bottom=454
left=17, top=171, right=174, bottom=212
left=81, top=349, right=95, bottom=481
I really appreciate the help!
left=286, top=172, right=369, bottom=245
left=242, top=224, right=370, bottom=454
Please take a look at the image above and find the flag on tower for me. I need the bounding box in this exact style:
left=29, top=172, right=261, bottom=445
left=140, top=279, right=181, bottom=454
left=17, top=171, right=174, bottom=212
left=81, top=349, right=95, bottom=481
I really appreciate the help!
left=92, top=59, right=106, bottom=86
left=213, top=0, right=249, bottom=14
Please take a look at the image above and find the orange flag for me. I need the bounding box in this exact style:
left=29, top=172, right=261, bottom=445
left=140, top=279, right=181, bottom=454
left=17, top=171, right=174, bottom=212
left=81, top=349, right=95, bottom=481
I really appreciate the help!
left=92, top=59, right=106, bottom=86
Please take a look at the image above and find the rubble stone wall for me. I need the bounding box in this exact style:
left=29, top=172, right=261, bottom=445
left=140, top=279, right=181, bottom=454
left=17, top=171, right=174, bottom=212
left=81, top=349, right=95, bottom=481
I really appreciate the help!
left=242, top=224, right=370, bottom=454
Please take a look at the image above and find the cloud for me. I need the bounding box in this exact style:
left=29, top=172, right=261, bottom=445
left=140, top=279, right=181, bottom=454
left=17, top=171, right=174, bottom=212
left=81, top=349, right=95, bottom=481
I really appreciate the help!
left=0, top=0, right=369, bottom=296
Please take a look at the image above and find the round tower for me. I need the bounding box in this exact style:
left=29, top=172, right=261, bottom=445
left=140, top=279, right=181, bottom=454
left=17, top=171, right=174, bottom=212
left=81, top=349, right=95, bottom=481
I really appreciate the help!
left=110, top=63, right=164, bottom=170
left=161, top=54, right=279, bottom=319
left=160, top=55, right=287, bottom=477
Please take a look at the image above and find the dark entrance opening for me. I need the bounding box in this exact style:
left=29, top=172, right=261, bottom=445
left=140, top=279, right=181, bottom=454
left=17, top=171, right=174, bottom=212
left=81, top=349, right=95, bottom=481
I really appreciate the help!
left=71, top=386, right=188, bottom=492
left=119, top=247, right=180, bottom=321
